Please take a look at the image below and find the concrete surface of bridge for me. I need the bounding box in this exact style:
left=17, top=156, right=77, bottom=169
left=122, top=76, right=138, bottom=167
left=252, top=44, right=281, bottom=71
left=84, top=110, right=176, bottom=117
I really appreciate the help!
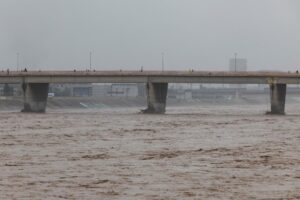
left=1, top=70, right=299, bottom=114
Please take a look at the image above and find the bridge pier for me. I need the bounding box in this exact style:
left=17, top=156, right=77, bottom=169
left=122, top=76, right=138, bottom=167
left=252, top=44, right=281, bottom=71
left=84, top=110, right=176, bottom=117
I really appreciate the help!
left=268, top=83, right=286, bottom=115
left=142, top=82, right=168, bottom=114
left=22, top=83, right=49, bottom=113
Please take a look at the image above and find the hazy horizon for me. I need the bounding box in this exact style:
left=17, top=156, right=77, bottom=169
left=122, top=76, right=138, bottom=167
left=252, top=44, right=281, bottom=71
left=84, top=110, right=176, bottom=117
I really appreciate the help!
left=0, top=0, right=299, bottom=71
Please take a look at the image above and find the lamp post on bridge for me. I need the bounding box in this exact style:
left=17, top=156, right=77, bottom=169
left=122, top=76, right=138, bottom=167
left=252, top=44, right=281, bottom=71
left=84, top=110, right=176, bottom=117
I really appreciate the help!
left=17, top=52, right=19, bottom=71
left=234, top=52, right=237, bottom=72
left=89, top=51, right=92, bottom=71
left=234, top=52, right=238, bottom=98
left=161, top=52, right=165, bottom=72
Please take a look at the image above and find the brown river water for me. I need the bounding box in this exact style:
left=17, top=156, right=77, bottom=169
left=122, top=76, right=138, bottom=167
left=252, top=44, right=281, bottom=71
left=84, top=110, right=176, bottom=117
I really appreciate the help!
left=0, top=105, right=299, bottom=199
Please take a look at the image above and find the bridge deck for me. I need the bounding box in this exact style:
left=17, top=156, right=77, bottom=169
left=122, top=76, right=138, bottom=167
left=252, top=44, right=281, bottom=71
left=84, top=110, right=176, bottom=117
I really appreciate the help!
left=0, top=71, right=299, bottom=84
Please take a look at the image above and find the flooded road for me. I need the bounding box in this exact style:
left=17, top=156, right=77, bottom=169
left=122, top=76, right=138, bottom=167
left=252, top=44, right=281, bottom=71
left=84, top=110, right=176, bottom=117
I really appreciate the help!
left=0, top=105, right=299, bottom=199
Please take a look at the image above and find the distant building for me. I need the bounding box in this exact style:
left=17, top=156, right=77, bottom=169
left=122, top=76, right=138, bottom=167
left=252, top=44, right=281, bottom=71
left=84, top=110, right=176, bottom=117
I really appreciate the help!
left=72, top=86, right=92, bottom=97
left=49, top=83, right=144, bottom=97
left=49, top=84, right=92, bottom=97
left=229, top=58, right=247, bottom=72
left=137, top=83, right=146, bottom=97
left=0, top=84, right=20, bottom=96
left=110, top=84, right=138, bottom=97
left=176, top=90, right=193, bottom=100
left=92, top=84, right=111, bottom=97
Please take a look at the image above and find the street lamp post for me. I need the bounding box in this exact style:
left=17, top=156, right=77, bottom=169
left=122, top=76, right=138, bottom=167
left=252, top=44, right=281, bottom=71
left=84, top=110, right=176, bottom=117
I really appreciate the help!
left=89, top=51, right=92, bottom=71
left=17, top=52, right=19, bottom=71
left=162, top=52, right=165, bottom=72
left=234, top=53, right=237, bottom=72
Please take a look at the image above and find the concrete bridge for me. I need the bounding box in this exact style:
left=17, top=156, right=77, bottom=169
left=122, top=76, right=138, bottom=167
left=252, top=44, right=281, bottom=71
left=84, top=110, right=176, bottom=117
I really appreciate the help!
left=1, top=70, right=300, bottom=114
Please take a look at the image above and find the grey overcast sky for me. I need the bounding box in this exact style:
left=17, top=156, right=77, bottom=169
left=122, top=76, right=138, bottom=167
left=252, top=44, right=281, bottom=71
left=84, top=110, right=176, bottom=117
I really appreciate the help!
left=0, top=0, right=299, bottom=71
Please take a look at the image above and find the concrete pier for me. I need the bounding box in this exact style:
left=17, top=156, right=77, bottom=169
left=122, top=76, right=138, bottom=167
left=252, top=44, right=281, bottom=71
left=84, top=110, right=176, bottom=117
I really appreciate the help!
left=142, top=82, right=168, bottom=114
left=269, top=83, right=286, bottom=115
left=22, top=83, right=49, bottom=113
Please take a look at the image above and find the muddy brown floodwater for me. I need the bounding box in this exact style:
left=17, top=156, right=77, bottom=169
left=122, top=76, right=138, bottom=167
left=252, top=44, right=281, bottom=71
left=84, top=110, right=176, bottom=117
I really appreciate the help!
left=0, top=104, right=299, bottom=200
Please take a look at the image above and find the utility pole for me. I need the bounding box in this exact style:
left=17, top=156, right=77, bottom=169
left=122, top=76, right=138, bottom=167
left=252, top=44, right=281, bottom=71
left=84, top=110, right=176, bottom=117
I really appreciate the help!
left=17, top=52, right=19, bottom=71
left=89, top=51, right=92, bottom=71
left=234, top=53, right=238, bottom=98
left=161, top=52, right=164, bottom=72
left=234, top=52, right=237, bottom=72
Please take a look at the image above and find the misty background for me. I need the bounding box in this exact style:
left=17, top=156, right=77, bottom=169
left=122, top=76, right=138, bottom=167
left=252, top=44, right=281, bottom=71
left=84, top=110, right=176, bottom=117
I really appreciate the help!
left=0, top=0, right=299, bottom=71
